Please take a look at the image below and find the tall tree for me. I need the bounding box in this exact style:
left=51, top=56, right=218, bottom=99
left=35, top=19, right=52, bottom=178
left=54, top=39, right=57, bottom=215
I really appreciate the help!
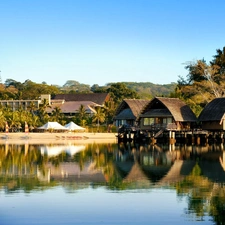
left=107, top=83, right=140, bottom=107
left=210, top=46, right=225, bottom=75
left=176, top=47, right=225, bottom=115
left=181, top=60, right=222, bottom=98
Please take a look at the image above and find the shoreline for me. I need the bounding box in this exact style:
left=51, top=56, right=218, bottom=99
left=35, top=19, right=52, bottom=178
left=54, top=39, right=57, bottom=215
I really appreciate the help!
left=0, top=132, right=118, bottom=144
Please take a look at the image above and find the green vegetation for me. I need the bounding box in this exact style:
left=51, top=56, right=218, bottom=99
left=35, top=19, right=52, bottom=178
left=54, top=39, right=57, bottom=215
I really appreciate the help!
left=0, top=76, right=175, bottom=131
left=121, top=82, right=177, bottom=99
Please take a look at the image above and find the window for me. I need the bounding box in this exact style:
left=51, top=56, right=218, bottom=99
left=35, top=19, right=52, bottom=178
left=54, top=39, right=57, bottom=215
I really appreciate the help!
left=117, top=119, right=126, bottom=126
left=167, top=118, right=172, bottom=124
left=143, top=118, right=154, bottom=125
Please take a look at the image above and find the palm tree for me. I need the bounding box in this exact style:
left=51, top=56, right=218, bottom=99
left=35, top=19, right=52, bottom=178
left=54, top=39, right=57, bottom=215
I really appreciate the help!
left=27, top=101, right=38, bottom=115
left=103, top=100, right=116, bottom=125
left=38, top=98, right=51, bottom=123
left=51, top=106, right=64, bottom=123
left=0, top=111, right=6, bottom=131
left=8, top=111, right=21, bottom=132
left=77, top=104, right=87, bottom=125
left=92, top=107, right=105, bottom=132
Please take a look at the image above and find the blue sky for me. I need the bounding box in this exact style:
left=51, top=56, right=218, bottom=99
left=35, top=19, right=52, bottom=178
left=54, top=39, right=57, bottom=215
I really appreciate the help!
left=0, top=0, right=225, bottom=87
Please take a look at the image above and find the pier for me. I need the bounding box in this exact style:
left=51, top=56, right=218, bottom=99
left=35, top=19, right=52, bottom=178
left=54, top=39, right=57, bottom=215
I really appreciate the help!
left=117, top=127, right=225, bottom=145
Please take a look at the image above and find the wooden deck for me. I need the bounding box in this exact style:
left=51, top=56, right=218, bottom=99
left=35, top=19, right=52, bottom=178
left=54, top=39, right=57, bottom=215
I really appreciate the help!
left=117, top=128, right=225, bottom=145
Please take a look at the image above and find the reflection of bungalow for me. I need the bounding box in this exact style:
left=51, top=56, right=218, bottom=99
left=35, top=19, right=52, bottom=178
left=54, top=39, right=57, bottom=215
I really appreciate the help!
left=198, top=98, right=225, bottom=130
left=46, top=162, right=107, bottom=183
left=138, top=97, right=197, bottom=131
left=114, top=99, right=149, bottom=127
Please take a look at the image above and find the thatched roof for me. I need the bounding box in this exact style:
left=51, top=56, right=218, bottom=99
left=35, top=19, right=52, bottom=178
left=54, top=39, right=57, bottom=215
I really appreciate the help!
left=123, top=162, right=151, bottom=183
left=139, top=97, right=197, bottom=122
left=156, top=160, right=196, bottom=185
left=48, top=162, right=107, bottom=183
left=198, top=97, right=225, bottom=122
left=114, top=99, right=149, bottom=120
left=53, top=93, right=110, bottom=105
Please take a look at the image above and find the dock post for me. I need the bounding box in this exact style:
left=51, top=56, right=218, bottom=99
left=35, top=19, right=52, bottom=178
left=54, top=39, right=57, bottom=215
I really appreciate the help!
left=223, top=151, right=225, bottom=162
left=151, top=137, right=157, bottom=144
left=169, top=131, right=176, bottom=144
left=221, top=132, right=224, bottom=143
left=169, top=131, right=172, bottom=139
left=128, top=130, right=131, bottom=141
left=196, top=135, right=200, bottom=145
left=192, top=132, right=195, bottom=145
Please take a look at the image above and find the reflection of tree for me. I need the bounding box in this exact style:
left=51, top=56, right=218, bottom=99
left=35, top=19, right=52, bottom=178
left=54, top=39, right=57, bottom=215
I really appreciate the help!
left=175, top=163, right=225, bottom=224
left=0, top=144, right=39, bottom=175
left=72, top=142, right=127, bottom=189
left=106, top=161, right=127, bottom=190
left=208, top=185, right=225, bottom=224
left=48, top=152, right=69, bottom=167
left=0, top=144, right=56, bottom=192
left=36, top=151, right=48, bottom=177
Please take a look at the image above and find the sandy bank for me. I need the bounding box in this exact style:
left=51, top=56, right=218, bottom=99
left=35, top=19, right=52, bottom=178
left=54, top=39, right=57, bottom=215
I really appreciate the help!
left=0, top=132, right=118, bottom=144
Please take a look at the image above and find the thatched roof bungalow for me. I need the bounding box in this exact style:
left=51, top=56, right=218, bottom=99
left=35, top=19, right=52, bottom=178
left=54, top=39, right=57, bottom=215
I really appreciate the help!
left=138, top=97, right=197, bottom=131
left=114, top=99, right=149, bottom=127
left=198, top=97, right=225, bottom=130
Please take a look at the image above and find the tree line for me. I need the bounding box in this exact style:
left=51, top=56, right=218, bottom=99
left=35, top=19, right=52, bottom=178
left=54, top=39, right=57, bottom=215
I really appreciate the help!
left=0, top=82, right=139, bottom=132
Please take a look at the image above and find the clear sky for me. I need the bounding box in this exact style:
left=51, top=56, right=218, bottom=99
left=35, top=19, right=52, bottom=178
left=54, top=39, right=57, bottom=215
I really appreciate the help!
left=0, top=0, right=225, bottom=87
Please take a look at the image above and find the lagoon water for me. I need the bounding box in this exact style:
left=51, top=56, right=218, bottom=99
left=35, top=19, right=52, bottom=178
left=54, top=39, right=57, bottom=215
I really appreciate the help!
left=0, top=140, right=224, bottom=225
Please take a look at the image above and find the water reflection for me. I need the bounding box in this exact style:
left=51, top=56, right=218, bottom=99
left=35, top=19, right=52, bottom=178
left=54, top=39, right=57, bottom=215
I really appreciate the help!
left=1, top=141, right=225, bottom=224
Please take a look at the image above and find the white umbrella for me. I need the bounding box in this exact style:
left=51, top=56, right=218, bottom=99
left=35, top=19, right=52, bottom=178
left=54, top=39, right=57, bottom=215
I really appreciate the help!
left=40, top=145, right=86, bottom=156
left=64, top=122, right=85, bottom=131
left=65, top=145, right=86, bottom=155
left=37, top=122, right=68, bottom=130
left=40, top=146, right=64, bottom=157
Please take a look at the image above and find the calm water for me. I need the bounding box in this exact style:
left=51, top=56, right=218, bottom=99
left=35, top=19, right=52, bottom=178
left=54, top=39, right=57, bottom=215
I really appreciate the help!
left=0, top=140, right=225, bottom=225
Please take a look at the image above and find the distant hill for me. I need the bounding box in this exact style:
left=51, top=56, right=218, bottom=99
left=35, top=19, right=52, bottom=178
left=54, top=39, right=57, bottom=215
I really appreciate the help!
left=122, top=82, right=177, bottom=99
left=60, top=80, right=177, bottom=99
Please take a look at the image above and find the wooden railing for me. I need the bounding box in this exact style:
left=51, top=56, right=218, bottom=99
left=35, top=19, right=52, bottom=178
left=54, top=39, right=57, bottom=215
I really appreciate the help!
left=149, top=123, right=177, bottom=130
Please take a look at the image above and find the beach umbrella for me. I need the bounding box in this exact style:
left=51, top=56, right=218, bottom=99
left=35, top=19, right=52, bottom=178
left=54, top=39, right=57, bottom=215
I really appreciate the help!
left=37, top=122, right=68, bottom=130
left=64, top=121, right=85, bottom=131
